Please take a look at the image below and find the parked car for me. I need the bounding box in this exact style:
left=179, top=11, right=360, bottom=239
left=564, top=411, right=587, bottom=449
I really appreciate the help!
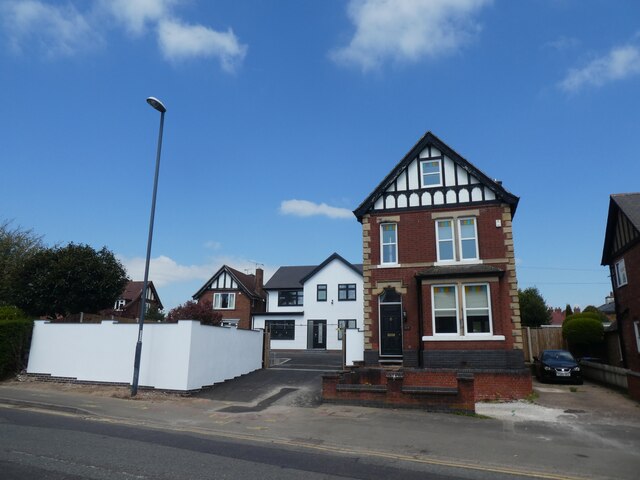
left=533, top=350, right=583, bottom=385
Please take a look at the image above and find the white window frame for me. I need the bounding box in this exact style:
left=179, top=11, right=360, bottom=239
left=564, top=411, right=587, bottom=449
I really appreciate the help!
left=462, top=283, right=493, bottom=335
left=634, top=321, right=640, bottom=353
left=432, top=285, right=459, bottom=335
left=435, top=219, right=455, bottom=263
left=615, top=259, right=627, bottom=287
left=114, top=299, right=126, bottom=311
left=337, top=319, right=357, bottom=340
left=458, top=217, right=479, bottom=261
left=380, top=223, right=398, bottom=265
left=420, top=159, right=443, bottom=188
left=221, top=319, right=239, bottom=328
left=213, top=292, right=236, bottom=310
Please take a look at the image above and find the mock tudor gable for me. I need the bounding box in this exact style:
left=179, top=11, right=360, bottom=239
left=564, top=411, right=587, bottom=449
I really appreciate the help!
left=354, top=131, right=518, bottom=221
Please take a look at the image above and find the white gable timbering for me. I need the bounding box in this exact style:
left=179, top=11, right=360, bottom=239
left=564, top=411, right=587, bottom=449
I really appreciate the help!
left=208, top=271, right=238, bottom=290
left=372, top=148, right=500, bottom=212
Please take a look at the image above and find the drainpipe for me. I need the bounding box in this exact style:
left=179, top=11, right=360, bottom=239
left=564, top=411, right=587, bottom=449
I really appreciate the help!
left=416, top=275, right=424, bottom=368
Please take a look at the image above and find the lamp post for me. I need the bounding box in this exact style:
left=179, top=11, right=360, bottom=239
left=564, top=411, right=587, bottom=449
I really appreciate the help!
left=131, top=96, right=166, bottom=397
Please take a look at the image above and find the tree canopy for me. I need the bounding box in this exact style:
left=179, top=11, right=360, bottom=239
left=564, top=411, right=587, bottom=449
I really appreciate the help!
left=518, top=287, right=552, bottom=327
left=167, top=300, right=221, bottom=326
left=13, top=243, right=129, bottom=317
left=0, top=220, right=44, bottom=306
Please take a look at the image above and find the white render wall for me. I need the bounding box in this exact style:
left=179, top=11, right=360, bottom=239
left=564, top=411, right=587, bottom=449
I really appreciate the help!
left=27, top=320, right=262, bottom=391
left=345, top=329, right=365, bottom=366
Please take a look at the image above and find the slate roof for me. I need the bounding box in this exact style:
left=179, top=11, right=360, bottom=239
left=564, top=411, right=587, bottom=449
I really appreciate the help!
left=264, top=253, right=363, bottom=290
left=354, top=131, right=519, bottom=221
left=193, top=265, right=265, bottom=300
left=415, top=264, right=505, bottom=279
left=612, top=193, right=640, bottom=229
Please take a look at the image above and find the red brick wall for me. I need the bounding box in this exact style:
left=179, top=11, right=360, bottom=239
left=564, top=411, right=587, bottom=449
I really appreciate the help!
left=197, top=290, right=265, bottom=329
left=627, top=373, right=640, bottom=402
left=614, top=245, right=640, bottom=375
left=364, top=205, right=514, bottom=356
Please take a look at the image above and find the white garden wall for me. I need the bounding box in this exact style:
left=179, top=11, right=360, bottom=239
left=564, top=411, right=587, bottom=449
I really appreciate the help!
left=345, top=329, right=364, bottom=366
left=27, top=320, right=262, bottom=391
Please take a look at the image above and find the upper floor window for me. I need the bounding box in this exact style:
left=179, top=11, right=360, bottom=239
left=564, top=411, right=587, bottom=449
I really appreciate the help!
left=317, top=284, right=327, bottom=302
left=615, top=259, right=627, bottom=287
left=381, top=223, right=398, bottom=264
left=420, top=159, right=442, bottom=187
left=436, top=217, right=478, bottom=262
left=114, top=299, right=126, bottom=311
left=213, top=292, right=235, bottom=309
left=278, top=290, right=303, bottom=306
left=338, top=283, right=357, bottom=301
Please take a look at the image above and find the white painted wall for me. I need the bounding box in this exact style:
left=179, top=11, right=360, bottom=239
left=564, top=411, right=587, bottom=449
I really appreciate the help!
left=252, top=314, right=307, bottom=350
left=27, top=320, right=262, bottom=391
left=345, top=329, right=364, bottom=366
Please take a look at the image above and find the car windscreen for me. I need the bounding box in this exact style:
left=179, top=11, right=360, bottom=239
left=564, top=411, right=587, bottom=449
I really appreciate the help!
left=543, top=351, right=575, bottom=362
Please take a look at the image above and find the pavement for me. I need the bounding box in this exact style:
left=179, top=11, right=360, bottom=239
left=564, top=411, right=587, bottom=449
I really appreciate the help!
left=1, top=351, right=640, bottom=480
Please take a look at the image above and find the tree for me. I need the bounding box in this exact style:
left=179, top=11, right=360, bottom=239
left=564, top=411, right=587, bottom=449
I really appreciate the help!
left=518, top=287, right=552, bottom=327
left=564, top=304, right=573, bottom=318
left=145, top=305, right=166, bottom=322
left=13, top=243, right=129, bottom=317
left=582, top=305, right=608, bottom=323
left=166, top=300, right=221, bottom=326
left=562, top=312, right=604, bottom=358
left=0, top=220, right=44, bottom=305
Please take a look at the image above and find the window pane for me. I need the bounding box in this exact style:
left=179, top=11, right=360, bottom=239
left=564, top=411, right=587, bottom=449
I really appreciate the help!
left=423, top=161, right=439, bottom=174
left=383, top=244, right=396, bottom=263
left=435, top=314, right=457, bottom=333
left=465, top=285, right=488, bottom=308
left=422, top=161, right=441, bottom=186
left=437, top=221, right=452, bottom=240
left=317, top=285, right=327, bottom=301
left=382, top=224, right=396, bottom=243
left=439, top=241, right=454, bottom=261
left=466, top=313, right=490, bottom=333
left=434, top=286, right=456, bottom=309
left=459, top=218, right=475, bottom=238
left=461, top=239, right=477, bottom=259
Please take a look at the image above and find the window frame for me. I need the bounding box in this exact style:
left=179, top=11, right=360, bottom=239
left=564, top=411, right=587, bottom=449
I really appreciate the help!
left=213, top=292, right=236, bottom=310
left=634, top=321, right=640, bottom=353
left=337, top=319, right=357, bottom=340
left=458, top=217, right=479, bottom=261
left=338, top=283, right=357, bottom=301
left=317, top=284, right=327, bottom=302
left=278, top=289, right=304, bottom=306
left=615, top=259, right=628, bottom=287
left=380, top=223, right=398, bottom=265
left=420, top=159, right=443, bottom=188
left=114, top=299, right=126, bottom=311
left=265, top=320, right=295, bottom=340
left=431, top=285, right=459, bottom=335
left=435, top=219, right=455, bottom=262
left=462, top=283, right=493, bottom=335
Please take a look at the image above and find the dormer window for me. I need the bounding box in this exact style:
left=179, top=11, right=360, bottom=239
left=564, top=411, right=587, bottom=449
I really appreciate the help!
left=420, top=159, right=442, bottom=187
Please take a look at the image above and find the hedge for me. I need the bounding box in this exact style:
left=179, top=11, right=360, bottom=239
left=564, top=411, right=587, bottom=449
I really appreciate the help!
left=0, top=319, right=33, bottom=379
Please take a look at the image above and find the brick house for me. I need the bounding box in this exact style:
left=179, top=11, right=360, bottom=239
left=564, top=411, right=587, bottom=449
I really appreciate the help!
left=601, top=193, right=640, bottom=401
left=193, top=266, right=266, bottom=329
left=104, top=281, right=163, bottom=319
left=325, top=132, right=532, bottom=403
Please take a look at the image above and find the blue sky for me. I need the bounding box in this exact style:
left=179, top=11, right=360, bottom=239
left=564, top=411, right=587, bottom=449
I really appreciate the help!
left=2, top=0, right=639, bottom=312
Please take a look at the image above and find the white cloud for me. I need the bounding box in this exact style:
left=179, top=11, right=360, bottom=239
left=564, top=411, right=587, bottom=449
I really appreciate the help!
left=157, top=18, right=247, bottom=72
left=1, top=0, right=101, bottom=57
left=280, top=200, right=353, bottom=219
left=117, top=254, right=276, bottom=288
left=559, top=44, right=640, bottom=92
left=204, top=240, right=222, bottom=250
left=102, top=0, right=177, bottom=35
left=544, top=36, right=580, bottom=51
left=331, top=0, right=492, bottom=71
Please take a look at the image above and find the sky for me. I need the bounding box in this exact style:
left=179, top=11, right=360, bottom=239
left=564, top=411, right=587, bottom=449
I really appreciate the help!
left=1, top=0, right=639, bottom=313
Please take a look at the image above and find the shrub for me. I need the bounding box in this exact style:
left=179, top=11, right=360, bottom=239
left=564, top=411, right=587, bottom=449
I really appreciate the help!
left=562, top=313, right=604, bottom=358
left=166, top=300, right=221, bottom=326
left=0, top=305, right=26, bottom=321
left=0, top=319, right=33, bottom=379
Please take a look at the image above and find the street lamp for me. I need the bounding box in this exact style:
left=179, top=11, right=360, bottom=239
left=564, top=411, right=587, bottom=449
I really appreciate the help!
left=131, top=96, right=166, bottom=397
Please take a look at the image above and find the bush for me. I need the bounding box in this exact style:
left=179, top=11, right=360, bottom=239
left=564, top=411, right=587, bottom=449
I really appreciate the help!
left=0, top=305, right=26, bottom=321
left=166, top=300, right=221, bottom=326
left=562, top=313, right=604, bottom=358
left=0, top=319, right=33, bottom=379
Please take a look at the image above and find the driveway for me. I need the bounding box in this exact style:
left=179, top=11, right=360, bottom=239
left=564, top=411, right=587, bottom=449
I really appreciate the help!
left=194, top=350, right=342, bottom=410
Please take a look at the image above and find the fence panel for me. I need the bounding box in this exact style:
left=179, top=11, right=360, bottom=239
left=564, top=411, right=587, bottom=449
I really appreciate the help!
left=522, top=326, right=564, bottom=362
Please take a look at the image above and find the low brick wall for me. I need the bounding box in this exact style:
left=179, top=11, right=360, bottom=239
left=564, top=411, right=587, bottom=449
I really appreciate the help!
left=322, top=368, right=476, bottom=413
left=626, top=371, right=640, bottom=402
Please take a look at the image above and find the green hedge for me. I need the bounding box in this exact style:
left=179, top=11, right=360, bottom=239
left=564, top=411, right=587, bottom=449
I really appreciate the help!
left=0, top=319, right=33, bottom=379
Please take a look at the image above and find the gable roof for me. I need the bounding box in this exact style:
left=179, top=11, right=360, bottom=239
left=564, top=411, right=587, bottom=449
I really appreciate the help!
left=601, top=192, right=640, bottom=265
left=264, top=253, right=363, bottom=290
left=193, top=265, right=265, bottom=300
left=121, top=281, right=163, bottom=310
left=353, top=131, right=519, bottom=221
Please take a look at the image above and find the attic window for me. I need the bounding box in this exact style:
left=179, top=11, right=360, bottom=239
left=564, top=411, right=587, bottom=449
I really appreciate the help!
left=420, top=159, right=442, bottom=188
left=114, top=299, right=126, bottom=311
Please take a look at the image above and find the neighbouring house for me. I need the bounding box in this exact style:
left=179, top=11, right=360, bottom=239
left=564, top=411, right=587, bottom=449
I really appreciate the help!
left=101, top=281, right=163, bottom=319
left=193, top=266, right=266, bottom=329
left=252, top=253, right=363, bottom=350
left=601, top=192, right=640, bottom=401
left=324, top=131, right=532, bottom=406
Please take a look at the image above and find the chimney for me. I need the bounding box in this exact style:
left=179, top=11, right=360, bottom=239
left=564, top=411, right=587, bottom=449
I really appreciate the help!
left=255, top=268, right=264, bottom=293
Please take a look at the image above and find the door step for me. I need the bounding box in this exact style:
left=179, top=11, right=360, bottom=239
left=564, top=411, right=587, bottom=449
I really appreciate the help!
left=379, top=358, right=403, bottom=365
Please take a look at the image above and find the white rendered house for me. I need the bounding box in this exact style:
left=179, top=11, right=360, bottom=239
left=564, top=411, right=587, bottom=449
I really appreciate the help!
left=252, top=253, right=363, bottom=350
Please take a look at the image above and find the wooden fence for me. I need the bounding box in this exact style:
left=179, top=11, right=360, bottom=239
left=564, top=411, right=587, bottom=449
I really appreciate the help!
left=521, top=326, right=565, bottom=363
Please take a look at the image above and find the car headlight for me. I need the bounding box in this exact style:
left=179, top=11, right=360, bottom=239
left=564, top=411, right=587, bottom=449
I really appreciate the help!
left=572, top=367, right=580, bottom=372
left=544, top=366, right=552, bottom=371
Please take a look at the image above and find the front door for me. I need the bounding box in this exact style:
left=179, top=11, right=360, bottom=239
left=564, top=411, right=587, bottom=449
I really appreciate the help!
left=380, top=304, right=402, bottom=356
left=308, top=320, right=326, bottom=349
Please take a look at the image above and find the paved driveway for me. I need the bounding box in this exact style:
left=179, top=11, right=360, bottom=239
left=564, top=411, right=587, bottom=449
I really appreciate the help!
left=194, top=350, right=342, bottom=410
